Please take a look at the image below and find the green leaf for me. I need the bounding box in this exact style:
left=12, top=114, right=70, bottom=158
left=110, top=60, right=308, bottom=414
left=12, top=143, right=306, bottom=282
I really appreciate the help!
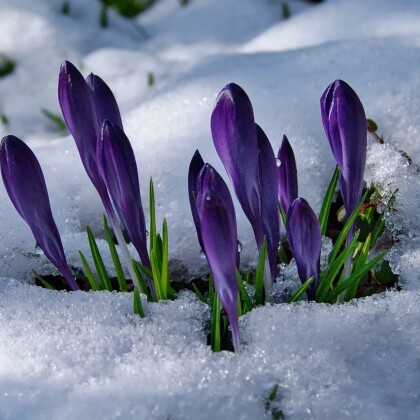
left=132, top=260, right=150, bottom=298
left=133, top=287, right=145, bottom=318
left=319, top=165, right=339, bottom=236
left=0, top=54, right=16, bottom=78
left=328, top=189, right=369, bottom=264
left=79, top=251, right=100, bottom=291
left=344, top=234, right=371, bottom=301
left=289, top=277, right=314, bottom=303
left=254, top=237, right=267, bottom=306
left=235, top=270, right=253, bottom=314
left=160, top=218, right=169, bottom=299
left=41, top=109, right=67, bottom=131
left=86, top=226, right=112, bottom=291
left=150, top=249, right=162, bottom=300
left=192, top=283, right=206, bottom=303
left=149, top=177, right=156, bottom=254
left=210, top=291, right=221, bottom=352
left=367, top=118, right=378, bottom=132
left=278, top=203, right=287, bottom=226
left=317, top=232, right=360, bottom=302
left=0, top=113, right=8, bottom=127
left=103, top=215, right=127, bottom=292
left=325, top=251, right=386, bottom=302
left=32, top=270, right=55, bottom=290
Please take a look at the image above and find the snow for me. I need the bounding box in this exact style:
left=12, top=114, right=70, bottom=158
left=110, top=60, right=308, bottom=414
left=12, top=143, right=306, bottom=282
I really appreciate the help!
left=1, top=0, right=420, bottom=418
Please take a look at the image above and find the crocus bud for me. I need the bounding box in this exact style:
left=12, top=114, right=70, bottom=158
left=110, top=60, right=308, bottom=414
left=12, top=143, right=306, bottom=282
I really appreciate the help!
left=188, top=150, right=205, bottom=252
left=0, top=136, right=79, bottom=291
left=277, top=135, right=298, bottom=214
left=286, top=198, right=321, bottom=301
left=86, top=73, right=123, bottom=130
left=256, top=124, right=280, bottom=279
left=320, top=80, right=367, bottom=219
left=211, top=83, right=263, bottom=248
left=58, top=60, right=112, bottom=215
left=196, top=164, right=240, bottom=352
left=97, top=120, right=150, bottom=268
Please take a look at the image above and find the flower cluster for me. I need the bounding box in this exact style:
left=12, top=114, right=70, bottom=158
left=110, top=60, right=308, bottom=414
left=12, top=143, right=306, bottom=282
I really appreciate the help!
left=190, top=79, right=377, bottom=350
left=0, top=61, right=390, bottom=354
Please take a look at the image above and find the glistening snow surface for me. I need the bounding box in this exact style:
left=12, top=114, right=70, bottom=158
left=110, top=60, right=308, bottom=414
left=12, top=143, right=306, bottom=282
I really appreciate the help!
left=0, top=0, right=419, bottom=418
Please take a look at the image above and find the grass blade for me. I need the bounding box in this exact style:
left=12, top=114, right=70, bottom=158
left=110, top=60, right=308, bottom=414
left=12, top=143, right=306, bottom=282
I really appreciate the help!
left=86, top=226, right=112, bottom=291
left=79, top=251, right=100, bottom=291
left=133, top=287, right=145, bottom=318
left=278, top=203, right=287, bottom=226
left=328, top=189, right=369, bottom=264
left=210, top=291, right=221, bottom=352
left=254, top=237, right=267, bottom=306
left=150, top=249, right=162, bottom=300
left=236, top=270, right=253, bottom=314
left=192, top=283, right=206, bottom=303
left=289, top=276, right=314, bottom=303
left=103, top=215, right=127, bottom=292
left=32, top=269, right=56, bottom=290
left=317, top=232, right=359, bottom=302
left=132, top=260, right=150, bottom=298
left=325, top=251, right=386, bottom=302
left=319, top=165, right=339, bottom=235
left=160, top=218, right=169, bottom=299
left=149, top=177, right=156, bottom=254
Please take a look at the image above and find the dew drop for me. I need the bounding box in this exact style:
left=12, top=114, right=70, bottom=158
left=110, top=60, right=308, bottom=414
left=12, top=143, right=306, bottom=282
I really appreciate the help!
left=199, top=249, right=206, bottom=259
left=205, top=195, right=211, bottom=201
left=237, top=240, right=242, bottom=253
left=276, top=158, right=281, bottom=167
left=35, top=244, right=44, bottom=256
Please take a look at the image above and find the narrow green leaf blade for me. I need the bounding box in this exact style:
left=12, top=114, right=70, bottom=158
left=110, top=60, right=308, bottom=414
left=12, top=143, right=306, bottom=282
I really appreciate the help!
left=32, top=269, right=56, bottom=290
left=254, top=238, right=267, bottom=306
left=79, top=251, right=100, bottom=291
left=103, top=215, right=127, bottom=292
left=289, top=276, right=314, bottom=303
left=86, top=226, right=112, bottom=291
left=236, top=270, right=253, bottom=314
left=133, top=287, right=145, bottom=318
left=319, top=165, right=339, bottom=236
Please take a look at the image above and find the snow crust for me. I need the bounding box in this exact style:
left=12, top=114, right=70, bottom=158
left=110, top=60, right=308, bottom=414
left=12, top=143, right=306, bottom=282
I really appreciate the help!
left=1, top=0, right=420, bottom=418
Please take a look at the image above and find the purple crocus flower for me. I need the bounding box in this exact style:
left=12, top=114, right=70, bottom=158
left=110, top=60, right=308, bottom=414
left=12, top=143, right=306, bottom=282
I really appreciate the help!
left=277, top=135, right=298, bottom=214
left=286, top=197, right=321, bottom=301
left=211, top=83, right=263, bottom=248
left=320, top=80, right=367, bottom=221
left=0, top=136, right=79, bottom=291
left=196, top=163, right=240, bottom=352
left=58, top=60, right=113, bottom=216
left=188, top=149, right=205, bottom=252
left=97, top=120, right=150, bottom=269
left=256, top=124, right=280, bottom=279
left=86, top=73, right=123, bottom=130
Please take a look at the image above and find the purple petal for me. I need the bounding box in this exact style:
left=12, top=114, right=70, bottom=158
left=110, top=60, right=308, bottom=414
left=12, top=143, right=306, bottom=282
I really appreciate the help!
left=211, top=83, right=263, bottom=248
left=86, top=73, right=123, bottom=130
left=320, top=80, right=367, bottom=216
left=256, top=124, right=280, bottom=278
left=188, top=150, right=205, bottom=252
left=286, top=197, right=321, bottom=300
left=97, top=120, right=150, bottom=268
left=196, top=164, right=240, bottom=352
left=58, top=60, right=112, bottom=214
left=277, top=135, right=298, bottom=214
left=0, top=136, right=78, bottom=291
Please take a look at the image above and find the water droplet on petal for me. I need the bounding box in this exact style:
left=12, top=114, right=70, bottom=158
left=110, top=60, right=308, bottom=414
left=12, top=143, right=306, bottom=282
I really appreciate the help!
left=205, top=195, right=211, bottom=201
left=237, top=240, right=242, bottom=253
left=276, top=158, right=281, bottom=167
left=35, top=244, right=44, bottom=256
left=199, top=249, right=206, bottom=259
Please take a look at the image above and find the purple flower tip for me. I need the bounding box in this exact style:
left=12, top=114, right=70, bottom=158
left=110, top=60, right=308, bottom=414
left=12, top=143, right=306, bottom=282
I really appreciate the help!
left=86, top=73, right=123, bottom=130
left=321, top=80, right=367, bottom=218
left=97, top=120, right=150, bottom=268
left=256, top=124, right=280, bottom=279
left=196, top=163, right=240, bottom=352
left=0, top=136, right=79, bottom=291
left=277, top=134, right=298, bottom=214
left=188, top=150, right=205, bottom=252
left=211, top=83, right=263, bottom=248
left=286, top=197, right=321, bottom=300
